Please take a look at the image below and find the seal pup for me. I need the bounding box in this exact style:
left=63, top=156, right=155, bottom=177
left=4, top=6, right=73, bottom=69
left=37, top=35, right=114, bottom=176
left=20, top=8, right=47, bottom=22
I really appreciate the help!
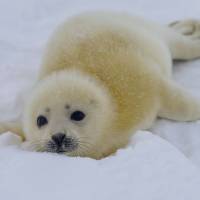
left=1, top=12, right=200, bottom=159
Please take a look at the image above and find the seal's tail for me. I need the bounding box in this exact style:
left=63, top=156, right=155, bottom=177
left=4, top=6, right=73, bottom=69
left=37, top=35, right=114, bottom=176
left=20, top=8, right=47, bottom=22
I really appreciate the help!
left=166, top=19, right=200, bottom=60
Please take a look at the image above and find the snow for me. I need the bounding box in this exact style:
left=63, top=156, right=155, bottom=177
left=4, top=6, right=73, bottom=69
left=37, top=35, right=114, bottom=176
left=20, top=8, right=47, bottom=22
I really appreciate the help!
left=0, top=0, right=200, bottom=199
left=1, top=131, right=200, bottom=200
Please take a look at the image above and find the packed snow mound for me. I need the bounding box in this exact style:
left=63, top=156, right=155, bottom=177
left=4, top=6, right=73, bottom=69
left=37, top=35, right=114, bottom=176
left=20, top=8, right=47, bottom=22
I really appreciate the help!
left=0, top=131, right=200, bottom=200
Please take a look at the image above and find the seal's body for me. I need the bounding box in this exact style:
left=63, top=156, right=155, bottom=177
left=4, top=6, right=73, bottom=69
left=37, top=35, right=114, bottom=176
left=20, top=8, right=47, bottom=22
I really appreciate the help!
left=2, top=12, right=200, bottom=159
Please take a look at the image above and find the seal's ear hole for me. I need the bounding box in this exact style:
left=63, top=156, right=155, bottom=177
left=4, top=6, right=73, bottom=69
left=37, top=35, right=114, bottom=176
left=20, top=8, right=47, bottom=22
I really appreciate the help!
left=65, top=104, right=71, bottom=109
left=45, top=108, right=50, bottom=112
left=90, top=99, right=97, bottom=105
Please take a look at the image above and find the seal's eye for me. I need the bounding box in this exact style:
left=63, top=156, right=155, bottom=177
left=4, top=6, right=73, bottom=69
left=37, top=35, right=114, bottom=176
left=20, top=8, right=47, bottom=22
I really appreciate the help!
left=70, top=111, right=85, bottom=121
left=37, top=115, right=48, bottom=128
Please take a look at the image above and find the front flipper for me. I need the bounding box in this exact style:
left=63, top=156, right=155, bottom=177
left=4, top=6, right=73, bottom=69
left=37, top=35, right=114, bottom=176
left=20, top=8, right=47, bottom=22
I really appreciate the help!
left=0, top=121, right=25, bottom=141
left=159, top=79, right=200, bottom=121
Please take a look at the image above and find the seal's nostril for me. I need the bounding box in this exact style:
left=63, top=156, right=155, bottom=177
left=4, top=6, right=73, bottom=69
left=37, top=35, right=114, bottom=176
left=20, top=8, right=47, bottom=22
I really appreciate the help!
left=51, top=133, right=66, bottom=147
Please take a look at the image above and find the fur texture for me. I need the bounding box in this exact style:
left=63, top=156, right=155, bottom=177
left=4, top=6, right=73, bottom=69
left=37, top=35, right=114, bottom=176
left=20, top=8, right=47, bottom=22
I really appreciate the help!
left=2, top=12, right=200, bottom=159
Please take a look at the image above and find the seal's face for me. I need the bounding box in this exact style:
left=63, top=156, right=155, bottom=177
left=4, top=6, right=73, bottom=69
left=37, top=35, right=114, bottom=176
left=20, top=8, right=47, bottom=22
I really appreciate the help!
left=23, top=70, right=114, bottom=157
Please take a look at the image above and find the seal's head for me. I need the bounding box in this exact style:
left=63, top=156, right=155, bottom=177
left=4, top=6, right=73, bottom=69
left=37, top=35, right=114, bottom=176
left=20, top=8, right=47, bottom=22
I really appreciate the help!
left=23, top=70, right=115, bottom=158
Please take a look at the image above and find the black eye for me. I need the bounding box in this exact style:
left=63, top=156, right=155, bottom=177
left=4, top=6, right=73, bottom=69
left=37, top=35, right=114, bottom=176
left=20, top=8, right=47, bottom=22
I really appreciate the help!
left=37, top=115, right=48, bottom=128
left=70, top=111, right=85, bottom=121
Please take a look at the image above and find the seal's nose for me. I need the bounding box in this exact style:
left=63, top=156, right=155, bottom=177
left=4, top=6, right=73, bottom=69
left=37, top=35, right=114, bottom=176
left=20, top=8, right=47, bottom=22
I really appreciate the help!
left=51, top=133, right=66, bottom=147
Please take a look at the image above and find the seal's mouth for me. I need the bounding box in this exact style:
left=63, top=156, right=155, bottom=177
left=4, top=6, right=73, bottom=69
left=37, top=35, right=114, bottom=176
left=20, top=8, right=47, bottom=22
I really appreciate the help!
left=54, top=148, right=68, bottom=154
left=45, top=136, right=79, bottom=154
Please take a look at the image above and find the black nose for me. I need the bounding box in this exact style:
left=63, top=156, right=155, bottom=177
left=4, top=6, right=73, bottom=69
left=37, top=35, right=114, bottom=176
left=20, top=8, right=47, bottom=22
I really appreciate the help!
left=51, top=133, right=66, bottom=147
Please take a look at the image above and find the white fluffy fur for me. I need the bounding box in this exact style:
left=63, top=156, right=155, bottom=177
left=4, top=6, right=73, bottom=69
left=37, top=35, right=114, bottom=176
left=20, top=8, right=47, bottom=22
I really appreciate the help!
left=1, top=12, right=200, bottom=159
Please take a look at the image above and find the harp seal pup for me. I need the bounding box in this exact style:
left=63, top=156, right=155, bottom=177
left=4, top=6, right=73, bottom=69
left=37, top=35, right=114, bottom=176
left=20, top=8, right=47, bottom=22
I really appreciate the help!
left=1, top=12, right=200, bottom=159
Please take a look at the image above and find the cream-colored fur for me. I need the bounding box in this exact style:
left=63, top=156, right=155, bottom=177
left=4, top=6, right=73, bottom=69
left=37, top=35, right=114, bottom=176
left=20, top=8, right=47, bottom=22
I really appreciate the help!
left=1, top=12, right=200, bottom=159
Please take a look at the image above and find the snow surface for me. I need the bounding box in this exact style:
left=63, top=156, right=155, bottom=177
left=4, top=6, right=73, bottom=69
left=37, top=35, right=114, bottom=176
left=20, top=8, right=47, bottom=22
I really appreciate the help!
left=1, top=0, right=200, bottom=199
